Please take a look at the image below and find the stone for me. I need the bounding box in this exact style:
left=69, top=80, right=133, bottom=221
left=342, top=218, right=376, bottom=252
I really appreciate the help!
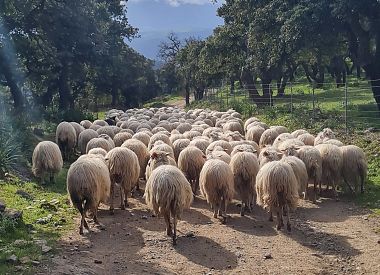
left=94, top=259, right=102, bottom=264
left=20, top=256, right=31, bottom=264
left=185, top=232, right=195, bottom=238
left=3, top=209, right=23, bottom=221
left=141, top=215, right=148, bottom=220
left=31, top=261, right=40, bottom=266
left=6, top=254, right=18, bottom=264
left=42, top=245, right=52, bottom=254
left=13, top=239, right=29, bottom=246
left=16, top=190, right=34, bottom=200
left=263, top=253, right=272, bottom=259
left=36, top=214, right=53, bottom=224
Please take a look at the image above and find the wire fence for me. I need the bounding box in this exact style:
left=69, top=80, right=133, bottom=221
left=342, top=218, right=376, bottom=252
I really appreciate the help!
left=202, top=78, right=380, bottom=133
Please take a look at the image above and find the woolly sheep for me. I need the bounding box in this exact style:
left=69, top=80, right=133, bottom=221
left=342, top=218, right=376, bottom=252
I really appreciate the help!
left=314, top=128, right=335, bottom=145
left=150, top=141, right=175, bottom=160
left=258, top=146, right=282, bottom=167
left=277, top=139, right=305, bottom=152
left=70, top=122, right=84, bottom=140
left=189, top=139, right=210, bottom=155
left=340, top=145, right=367, bottom=194
left=86, top=137, right=114, bottom=153
left=144, top=165, right=193, bottom=245
left=281, top=156, right=308, bottom=200
left=245, top=126, right=265, bottom=145
left=113, top=132, right=132, bottom=147
left=231, top=144, right=258, bottom=157
left=89, top=124, right=101, bottom=131
left=315, top=144, right=343, bottom=198
left=67, top=154, right=111, bottom=234
left=199, top=159, right=234, bottom=223
left=291, top=129, right=309, bottom=138
left=56, top=121, right=77, bottom=160
left=206, top=140, right=232, bottom=155
left=207, top=146, right=231, bottom=164
left=32, top=141, right=63, bottom=184
left=178, top=146, right=206, bottom=195
left=121, top=139, right=149, bottom=180
left=98, top=134, right=116, bottom=148
left=105, top=147, right=140, bottom=213
left=173, top=139, right=191, bottom=162
left=323, top=139, right=344, bottom=147
left=256, top=161, right=298, bottom=231
left=145, top=151, right=177, bottom=180
left=183, top=130, right=202, bottom=140
left=93, top=120, right=108, bottom=127
left=132, top=132, right=151, bottom=147
left=297, top=133, right=315, bottom=146
left=272, top=133, right=293, bottom=148
left=88, top=147, right=107, bottom=157
left=270, top=126, right=288, bottom=135
left=244, top=117, right=260, bottom=132
left=259, top=128, right=279, bottom=148
left=148, top=132, right=172, bottom=150
left=230, top=152, right=259, bottom=216
left=80, top=120, right=92, bottom=129
left=78, top=129, right=99, bottom=154
left=176, top=123, right=192, bottom=134
left=97, top=126, right=116, bottom=139
left=223, top=121, right=243, bottom=135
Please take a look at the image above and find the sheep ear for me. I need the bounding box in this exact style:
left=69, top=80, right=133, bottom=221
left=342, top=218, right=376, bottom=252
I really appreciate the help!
left=263, top=151, right=269, bottom=157
left=151, top=152, right=158, bottom=159
left=202, top=154, right=206, bottom=159
left=278, top=152, right=283, bottom=157
left=224, top=148, right=228, bottom=152
left=237, top=148, right=244, bottom=152
left=165, top=152, right=170, bottom=156
left=252, top=149, right=257, bottom=153
left=294, top=146, right=301, bottom=150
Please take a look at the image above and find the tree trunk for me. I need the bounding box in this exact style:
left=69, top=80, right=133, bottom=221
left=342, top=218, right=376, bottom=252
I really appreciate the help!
left=276, top=76, right=288, bottom=97
left=111, top=81, right=118, bottom=107
left=240, top=68, right=266, bottom=106
left=229, top=78, right=234, bottom=95
left=185, top=82, right=190, bottom=106
left=58, top=63, right=72, bottom=110
left=0, top=59, right=24, bottom=110
left=261, top=77, right=272, bottom=106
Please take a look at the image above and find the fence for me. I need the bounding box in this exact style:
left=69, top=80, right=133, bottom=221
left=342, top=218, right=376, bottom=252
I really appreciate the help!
left=202, top=78, right=380, bottom=133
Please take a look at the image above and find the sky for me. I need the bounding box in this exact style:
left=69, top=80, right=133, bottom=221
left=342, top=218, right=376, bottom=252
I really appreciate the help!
left=124, top=0, right=224, bottom=59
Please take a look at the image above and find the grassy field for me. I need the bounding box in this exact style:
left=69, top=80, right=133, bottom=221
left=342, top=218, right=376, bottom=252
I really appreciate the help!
left=0, top=168, right=76, bottom=274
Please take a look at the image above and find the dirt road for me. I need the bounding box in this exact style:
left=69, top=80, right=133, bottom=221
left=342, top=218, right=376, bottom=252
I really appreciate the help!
left=38, top=186, right=380, bottom=275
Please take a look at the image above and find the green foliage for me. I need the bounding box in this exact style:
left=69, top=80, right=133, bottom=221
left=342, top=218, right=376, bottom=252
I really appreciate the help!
left=0, top=216, right=17, bottom=234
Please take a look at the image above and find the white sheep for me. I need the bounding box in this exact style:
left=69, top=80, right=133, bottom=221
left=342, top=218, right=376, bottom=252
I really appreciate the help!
left=56, top=121, right=77, bottom=160
left=340, top=145, right=367, bottom=194
left=144, top=165, right=193, bottom=245
left=259, top=128, right=279, bottom=148
left=121, top=139, right=150, bottom=181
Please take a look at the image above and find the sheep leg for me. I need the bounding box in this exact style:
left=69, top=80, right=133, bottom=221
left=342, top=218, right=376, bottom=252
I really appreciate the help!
left=75, top=201, right=86, bottom=235
left=360, top=175, right=365, bottom=194
left=93, top=207, right=99, bottom=225
left=223, top=198, right=228, bottom=224
left=276, top=207, right=284, bottom=230
left=268, top=211, right=273, bottom=222
left=283, top=206, right=288, bottom=217
left=313, top=179, right=317, bottom=203
left=164, top=212, right=172, bottom=237
left=123, top=185, right=129, bottom=208
left=285, top=205, right=291, bottom=232
left=332, top=181, right=338, bottom=200
left=213, top=203, right=218, bottom=219
left=172, top=214, right=177, bottom=245
left=240, top=201, right=245, bottom=217
left=120, top=185, right=125, bottom=210
left=109, top=180, right=115, bottom=214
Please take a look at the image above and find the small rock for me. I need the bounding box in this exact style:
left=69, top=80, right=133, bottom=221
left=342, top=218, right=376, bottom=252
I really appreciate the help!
left=36, top=214, right=53, bottom=224
left=20, top=256, right=30, bottom=264
left=377, top=240, right=380, bottom=244
left=16, top=190, right=34, bottom=200
left=94, top=259, right=102, bottom=264
left=13, top=239, right=29, bottom=246
left=141, top=215, right=148, bottom=220
left=311, top=253, right=323, bottom=259
left=185, top=232, right=195, bottom=238
left=3, top=209, right=23, bottom=221
left=6, top=254, right=18, bottom=264
left=263, top=253, right=272, bottom=259
left=40, top=201, right=57, bottom=211
left=42, top=245, right=52, bottom=254
left=31, top=261, right=40, bottom=266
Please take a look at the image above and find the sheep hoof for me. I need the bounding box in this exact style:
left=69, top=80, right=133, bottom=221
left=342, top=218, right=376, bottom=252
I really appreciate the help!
left=79, top=228, right=84, bottom=235
left=276, top=225, right=282, bottom=230
left=121, top=205, right=126, bottom=210
left=222, top=216, right=227, bottom=224
left=287, top=223, right=291, bottom=232
left=172, top=237, right=177, bottom=246
left=268, top=217, right=273, bottom=222
left=109, top=209, right=114, bottom=215
left=213, top=213, right=217, bottom=219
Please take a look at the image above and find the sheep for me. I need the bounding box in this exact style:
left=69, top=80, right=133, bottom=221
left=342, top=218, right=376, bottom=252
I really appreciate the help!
left=291, top=129, right=309, bottom=138
left=89, top=124, right=101, bottom=131
left=86, top=137, right=114, bottom=153
left=183, top=130, right=202, bottom=140
left=230, top=152, right=259, bottom=216
left=199, top=159, right=234, bottom=223
left=93, top=119, right=108, bottom=127
left=314, top=128, right=335, bottom=145
left=270, top=126, right=288, bottom=135
left=281, top=156, right=308, bottom=200
left=283, top=145, right=322, bottom=201
left=176, top=123, right=192, bottom=134
left=244, top=117, right=260, bottom=132
left=77, top=129, right=98, bottom=154
left=178, top=146, right=206, bottom=195
left=340, top=145, right=367, bottom=194
left=32, top=141, right=63, bottom=184
left=56, top=121, right=77, bottom=160
left=97, top=126, right=116, bottom=139
left=88, top=147, right=107, bottom=157
left=113, top=132, right=132, bottom=147
left=315, top=144, right=343, bottom=198
left=150, top=141, right=175, bottom=160
left=132, top=132, right=151, bottom=147
left=223, top=121, right=243, bottom=134
left=121, top=139, right=150, bottom=181
left=224, top=131, right=244, bottom=142
left=259, top=128, right=279, bottom=148
left=272, top=133, right=293, bottom=148
left=256, top=161, right=298, bottom=231
left=277, top=139, right=305, bottom=152
left=231, top=144, right=258, bottom=157
left=144, top=165, right=193, bottom=245
left=297, top=133, right=315, bottom=146
left=148, top=132, right=172, bottom=150
left=145, top=151, right=177, bottom=180
left=173, top=138, right=191, bottom=162
left=258, top=146, right=282, bottom=167
left=70, top=122, right=85, bottom=140
left=189, top=139, right=210, bottom=155
left=245, top=126, right=265, bottom=145
left=67, top=154, right=111, bottom=235
left=98, top=134, right=116, bottom=148
left=105, top=147, right=140, bottom=213
left=80, top=120, right=92, bottom=129
left=323, top=139, right=344, bottom=147
left=207, top=147, right=231, bottom=164
left=247, top=121, right=269, bottom=130
left=206, top=140, right=232, bottom=155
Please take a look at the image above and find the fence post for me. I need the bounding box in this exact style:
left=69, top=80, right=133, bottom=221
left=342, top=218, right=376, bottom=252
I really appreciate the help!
left=312, top=83, right=315, bottom=121
left=269, top=83, right=272, bottom=107
left=226, top=87, right=229, bottom=105
left=290, top=81, right=293, bottom=113
left=345, top=75, right=348, bottom=134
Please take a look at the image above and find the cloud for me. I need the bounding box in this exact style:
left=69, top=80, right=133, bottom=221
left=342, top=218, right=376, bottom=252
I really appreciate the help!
left=127, top=0, right=213, bottom=7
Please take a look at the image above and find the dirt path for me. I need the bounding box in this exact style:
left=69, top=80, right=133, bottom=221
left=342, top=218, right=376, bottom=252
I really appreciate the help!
left=38, top=185, right=379, bottom=275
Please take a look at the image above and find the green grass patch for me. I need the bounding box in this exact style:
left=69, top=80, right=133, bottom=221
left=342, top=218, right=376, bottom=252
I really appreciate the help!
left=0, top=168, right=76, bottom=274
left=143, top=94, right=184, bottom=108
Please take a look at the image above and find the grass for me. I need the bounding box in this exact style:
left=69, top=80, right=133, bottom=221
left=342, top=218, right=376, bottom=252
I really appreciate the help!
left=143, top=94, right=184, bottom=108
left=0, top=168, right=76, bottom=274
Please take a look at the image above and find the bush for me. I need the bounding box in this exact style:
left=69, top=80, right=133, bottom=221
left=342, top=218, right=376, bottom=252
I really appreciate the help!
left=0, top=216, right=17, bottom=234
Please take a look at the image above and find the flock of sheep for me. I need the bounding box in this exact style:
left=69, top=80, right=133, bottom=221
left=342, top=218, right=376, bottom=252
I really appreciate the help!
left=31, top=107, right=368, bottom=244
